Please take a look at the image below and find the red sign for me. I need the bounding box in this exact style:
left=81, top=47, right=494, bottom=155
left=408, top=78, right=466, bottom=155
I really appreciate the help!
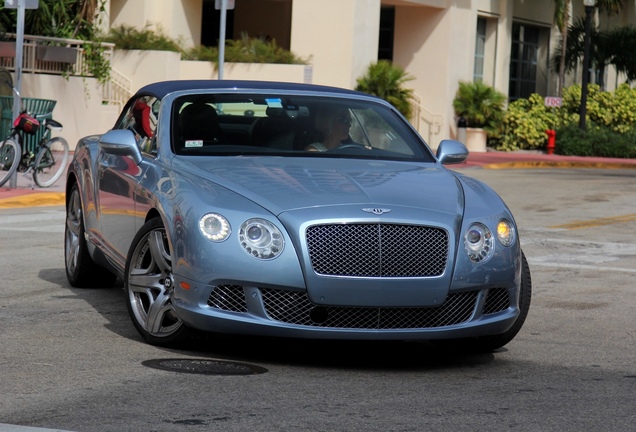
left=544, top=97, right=563, bottom=107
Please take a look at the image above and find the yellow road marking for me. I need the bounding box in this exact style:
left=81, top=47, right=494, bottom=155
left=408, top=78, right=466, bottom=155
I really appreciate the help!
left=0, top=192, right=65, bottom=208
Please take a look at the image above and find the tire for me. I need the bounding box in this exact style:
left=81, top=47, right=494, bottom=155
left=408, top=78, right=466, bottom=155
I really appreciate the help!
left=33, top=137, right=69, bottom=188
left=0, top=138, right=21, bottom=187
left=65, top=182, right=117, bottom=288
left=433, top=250, right=532, bottom=353
left=125, top=217, right=189, bottom=346
left=470, top=250, right=532, bottom=351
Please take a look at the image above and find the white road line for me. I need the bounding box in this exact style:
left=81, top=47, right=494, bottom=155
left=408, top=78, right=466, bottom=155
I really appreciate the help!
left=0, top=225, right=64, bottom=233
left=527, top=259, right=636, bottom=274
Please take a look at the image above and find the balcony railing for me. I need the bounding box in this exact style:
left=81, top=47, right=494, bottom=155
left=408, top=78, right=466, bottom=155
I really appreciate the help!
left=0, top=34, right=131, bottom=105
left=410, top=93, right=443, bottom=144
left=0, top=34, right=113, bottom=75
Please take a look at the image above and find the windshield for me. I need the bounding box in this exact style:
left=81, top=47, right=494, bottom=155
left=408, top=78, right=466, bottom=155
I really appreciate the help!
left=171, top=94, right=435, bottom=162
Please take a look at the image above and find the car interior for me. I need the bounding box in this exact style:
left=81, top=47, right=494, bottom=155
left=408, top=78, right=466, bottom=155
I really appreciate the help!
left=171, top=94, right=428, bottom=160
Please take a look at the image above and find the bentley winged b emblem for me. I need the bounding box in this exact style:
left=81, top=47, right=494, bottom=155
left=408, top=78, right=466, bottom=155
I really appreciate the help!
left=362, top=208, right=392, bottom=215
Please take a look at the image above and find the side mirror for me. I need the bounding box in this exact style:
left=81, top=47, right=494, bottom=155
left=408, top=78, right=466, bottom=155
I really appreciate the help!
left=99, top=129, right=143, bottom=165
left=436, top=139, right=469, bottom=165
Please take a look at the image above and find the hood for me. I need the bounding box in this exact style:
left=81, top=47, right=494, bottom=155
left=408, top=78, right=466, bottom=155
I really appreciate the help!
left=178, top=156, right=464, bottom=216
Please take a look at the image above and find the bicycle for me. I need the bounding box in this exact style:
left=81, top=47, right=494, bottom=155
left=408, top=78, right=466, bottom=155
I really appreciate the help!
left=0, top=84, right=69, bottom=188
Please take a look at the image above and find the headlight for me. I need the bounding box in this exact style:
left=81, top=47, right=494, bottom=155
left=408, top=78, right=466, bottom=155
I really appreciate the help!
left=199, top=213, right=231, bottom=242
left=496, top=219, right=516, bottom=247
left=464, top=223, right=494, bottom=262
left=239, top=218, right=284, bottom=259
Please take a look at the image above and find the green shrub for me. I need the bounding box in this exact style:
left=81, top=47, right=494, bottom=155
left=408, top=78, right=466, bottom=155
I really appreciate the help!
left=452, top=81, right=506, bottom=132
left=555, top=123, right=636, bottom=158
left=106, top=27, right=308, bottom=65
left=495, top=93, right=560, bottom=151
left=355, top=60, right=414, bottom=119
left=497, top=84, right=636, bottom=153
left=105, top=25, right=182, bottom=52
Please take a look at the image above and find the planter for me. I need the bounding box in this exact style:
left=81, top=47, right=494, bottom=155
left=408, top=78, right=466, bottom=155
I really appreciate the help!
left=0, top=41, right=16, bottom=57
left=36, top=45, right=77, bottom=64
left=464, top=127, right=488, bottom=153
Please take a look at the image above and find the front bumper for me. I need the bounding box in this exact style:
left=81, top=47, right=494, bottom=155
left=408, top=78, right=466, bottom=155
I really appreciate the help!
left=172, top=280, right=519, bottom=340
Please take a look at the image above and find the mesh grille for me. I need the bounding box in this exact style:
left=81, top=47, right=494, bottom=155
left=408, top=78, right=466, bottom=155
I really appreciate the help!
left=261, top=288, right=478, bottom=329
left=306, top=224, right=449, bottom=277
left=207, top=285, right=248, bottom=312
left=483, top=287, right=510, bottom=315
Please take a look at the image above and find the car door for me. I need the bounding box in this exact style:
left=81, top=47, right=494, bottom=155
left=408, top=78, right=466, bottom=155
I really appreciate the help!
left=96, top=96, right=158, bottom=268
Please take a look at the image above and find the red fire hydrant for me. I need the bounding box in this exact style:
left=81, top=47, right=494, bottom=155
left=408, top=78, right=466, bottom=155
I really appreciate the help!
left=546, top=129, right=556, bottom=155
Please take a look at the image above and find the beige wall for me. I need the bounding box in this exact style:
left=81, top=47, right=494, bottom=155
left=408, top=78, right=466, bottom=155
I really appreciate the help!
left=393, top=6, right=471, bottom=145
left=179, top=60, right=311, bottom=83
left=109, top=0, right=202, bottom=47
left=290, top=0, right=380, bottom=89
left=113, top=50, right=182, bottom=92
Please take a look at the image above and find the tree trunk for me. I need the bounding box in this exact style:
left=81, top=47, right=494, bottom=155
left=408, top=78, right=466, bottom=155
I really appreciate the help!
left=557, top=2, right=570, bottom=97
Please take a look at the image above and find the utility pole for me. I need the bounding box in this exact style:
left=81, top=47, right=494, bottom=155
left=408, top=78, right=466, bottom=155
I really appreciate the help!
left=215, top=0, right=235, bottom=80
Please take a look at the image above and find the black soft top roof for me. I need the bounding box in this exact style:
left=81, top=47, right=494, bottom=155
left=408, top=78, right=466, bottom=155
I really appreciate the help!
left=135, top=80, right=369, bottom=100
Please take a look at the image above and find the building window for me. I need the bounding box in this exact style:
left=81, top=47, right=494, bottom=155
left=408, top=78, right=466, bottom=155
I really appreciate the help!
left=474, top=17, right=487, bottom=82
left=509, top=23, right=540, bottom=100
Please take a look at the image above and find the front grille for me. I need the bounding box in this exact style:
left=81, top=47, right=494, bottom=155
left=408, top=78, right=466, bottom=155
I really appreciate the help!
left=261, top=288, right=477, bottom=329
left=306, top=223, right=448, bottom=277
left=483, top=287, right=510, bottom=314
left=207, top=285, right=248, bottom=312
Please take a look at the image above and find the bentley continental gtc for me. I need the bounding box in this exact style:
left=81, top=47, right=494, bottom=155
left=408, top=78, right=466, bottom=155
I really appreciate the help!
left=64, top=80, right=531, bottom=351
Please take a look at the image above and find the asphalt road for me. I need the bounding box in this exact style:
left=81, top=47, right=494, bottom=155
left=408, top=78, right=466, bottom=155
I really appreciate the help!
left=0, top=167, right=635, bottom=432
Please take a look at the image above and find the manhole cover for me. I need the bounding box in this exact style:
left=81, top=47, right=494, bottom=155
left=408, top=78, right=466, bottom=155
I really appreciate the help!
left=142, top=358, right=267, bottom=375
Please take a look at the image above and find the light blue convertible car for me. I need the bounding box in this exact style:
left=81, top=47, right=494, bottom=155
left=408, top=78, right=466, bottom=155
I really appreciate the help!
left=64, top=80, right=531, bottom=351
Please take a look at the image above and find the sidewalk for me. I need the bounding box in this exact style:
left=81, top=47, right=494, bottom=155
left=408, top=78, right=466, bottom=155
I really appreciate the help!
left=1, top=151, right=635, bottom=209
left=459, top=150, right=636, bottom=170
left=0, top=167, right=66, bottom=208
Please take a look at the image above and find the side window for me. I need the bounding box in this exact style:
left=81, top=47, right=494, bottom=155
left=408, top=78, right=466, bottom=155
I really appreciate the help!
left=116, top=96, right=159, bottom=154
left=351, top=108, right=414, bottom=155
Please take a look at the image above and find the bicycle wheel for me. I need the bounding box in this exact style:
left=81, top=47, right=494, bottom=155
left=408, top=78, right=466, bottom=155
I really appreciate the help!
left=0, top=138, right=21, bottom=187
left=33, top=137, right=70, bottom=188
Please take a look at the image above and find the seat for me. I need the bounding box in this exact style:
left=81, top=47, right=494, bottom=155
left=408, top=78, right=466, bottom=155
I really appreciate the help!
left=179, top=102, right=223, bottom=143
left=249, top=107, right=296, bottom=150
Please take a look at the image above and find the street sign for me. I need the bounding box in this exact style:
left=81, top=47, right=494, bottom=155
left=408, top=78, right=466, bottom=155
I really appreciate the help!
left=544, top=97, right=563, bottom=107
left=215, top=0, right=235, bottom=10
left=4, top=0, right=39, bottom=9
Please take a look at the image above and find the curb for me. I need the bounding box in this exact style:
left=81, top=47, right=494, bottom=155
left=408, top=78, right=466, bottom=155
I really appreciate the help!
left=0, top=192, right=65, bottom=209
left=477, top=161, right=636, bottom=170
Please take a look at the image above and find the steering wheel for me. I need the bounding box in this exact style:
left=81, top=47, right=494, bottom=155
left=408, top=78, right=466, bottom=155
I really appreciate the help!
left=331, top=143, right=369, bottom=151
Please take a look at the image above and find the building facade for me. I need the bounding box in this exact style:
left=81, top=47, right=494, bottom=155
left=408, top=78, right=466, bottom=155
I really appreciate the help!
left=11, top=0, right=634, bottom=149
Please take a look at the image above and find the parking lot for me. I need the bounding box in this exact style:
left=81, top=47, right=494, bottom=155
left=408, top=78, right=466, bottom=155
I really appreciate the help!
left=0, top=166, right=635, bottom=432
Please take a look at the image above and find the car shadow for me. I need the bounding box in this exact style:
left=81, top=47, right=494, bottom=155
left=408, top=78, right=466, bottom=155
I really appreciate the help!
left=170, top=333, right=500, bottom=371
left=40, top=267, right=499, bottom=371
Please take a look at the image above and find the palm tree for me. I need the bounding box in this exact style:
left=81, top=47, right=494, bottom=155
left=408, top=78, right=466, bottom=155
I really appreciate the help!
left=0, top=0, right=101, bottom=39
left=553, top=0, right=629, bottom=89
left=597, top=0, right=627, bottom=15
left=553, top=0, right=570, bottom=97
left=554, top=17, right=636, bottom=86
left=355, top=60, right=415, bottom=120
